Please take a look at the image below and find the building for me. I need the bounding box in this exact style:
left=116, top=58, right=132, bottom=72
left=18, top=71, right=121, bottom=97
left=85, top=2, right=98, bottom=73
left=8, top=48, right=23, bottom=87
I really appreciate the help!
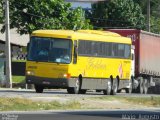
left=0, top=25, right=29, bottom=60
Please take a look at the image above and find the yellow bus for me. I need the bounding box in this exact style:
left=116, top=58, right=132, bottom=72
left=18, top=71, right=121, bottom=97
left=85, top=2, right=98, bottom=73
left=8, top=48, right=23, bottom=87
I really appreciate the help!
left=26, top=30, right=132, bottom=95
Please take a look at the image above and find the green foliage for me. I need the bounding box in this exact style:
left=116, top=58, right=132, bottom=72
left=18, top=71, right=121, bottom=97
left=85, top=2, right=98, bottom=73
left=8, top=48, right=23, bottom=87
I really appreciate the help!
left=0, top=1, right=3, bottom=24
left=12, top=76, right=25, bottom=83
left=150, top=16, right=160, bottom=34
left=124, top=96, right=160, bottom=107
left=133, top=0, right=160, bottom=33
left=133, top=0, right=160, bottom=15
left=0, top=97, right=81, bottom=111
left=68, top=7, right=92, bottom=30
left=91, top=0, right=145, bottom=30
left=92, top=96, right=160, bottom=107
left=0, top=0, right=92, bottom=35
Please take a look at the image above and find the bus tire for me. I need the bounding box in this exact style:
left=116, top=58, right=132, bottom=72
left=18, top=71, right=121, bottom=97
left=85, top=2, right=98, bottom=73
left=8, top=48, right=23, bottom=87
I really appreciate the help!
left=125, top=78, right=133, bottom=94
left=67, top=87, right=74, bottom=94
left=34, top=85, right=44, bottom=93
left=74, top=78, right=80, bottom=94
left=111, top=78, right=118, bottom=95
left=103, top=79, right=111, bottom=95
left=79, top=76, right=86, bottom=94
left=67, top=78, right=80, bottom=94
left=143, top=79, right=148, bottom=94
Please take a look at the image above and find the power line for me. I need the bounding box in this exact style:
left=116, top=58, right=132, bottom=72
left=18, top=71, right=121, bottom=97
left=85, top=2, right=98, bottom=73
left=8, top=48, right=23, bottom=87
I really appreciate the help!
left=8, top=2, right=147, bottom=24
left=6, top=7, right=151, bottom=30
left=3, top=2, right=160, bottom=31
left=9, top=5, right=144, bottom=24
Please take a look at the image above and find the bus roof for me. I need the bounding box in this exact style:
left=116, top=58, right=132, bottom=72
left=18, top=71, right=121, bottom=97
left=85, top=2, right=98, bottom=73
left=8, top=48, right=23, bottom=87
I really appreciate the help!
left=78, top=30, right=121, bottom=37
left=32, top=30, right=131, bottom=44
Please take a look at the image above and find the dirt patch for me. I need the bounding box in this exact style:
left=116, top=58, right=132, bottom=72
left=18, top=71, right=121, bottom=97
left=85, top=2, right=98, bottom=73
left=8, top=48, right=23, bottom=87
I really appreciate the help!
left=80, top=99, right=147, bottom=109
left=28, top=96, right=153, bottom=110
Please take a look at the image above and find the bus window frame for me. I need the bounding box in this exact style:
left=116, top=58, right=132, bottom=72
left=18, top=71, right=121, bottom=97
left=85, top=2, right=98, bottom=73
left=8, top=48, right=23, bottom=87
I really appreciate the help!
left=27, top=36, right=73, bottom=64
left=73, top=40, right=78, bottom=64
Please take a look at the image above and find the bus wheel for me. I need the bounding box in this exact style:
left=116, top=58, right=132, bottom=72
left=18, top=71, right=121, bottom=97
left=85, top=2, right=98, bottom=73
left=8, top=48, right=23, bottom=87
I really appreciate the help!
left=74, top=78, right=80, bottom=94
left=67, top=78, right=80, bottom=94
left=34, top=85, right=44, bottom=93
left=103, top=79, right=111, bottom=95
left=67, top=87, right=74, bottom=94
left=125, top=79, right=133, bottom=94
left=143, top=79, right=148, bottom=94
left=111, top=79, right=118, bottom=95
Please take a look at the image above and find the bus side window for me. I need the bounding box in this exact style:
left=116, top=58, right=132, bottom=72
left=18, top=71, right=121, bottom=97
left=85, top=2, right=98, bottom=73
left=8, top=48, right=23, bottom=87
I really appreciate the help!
left=73, top=40, right=77, bottom=64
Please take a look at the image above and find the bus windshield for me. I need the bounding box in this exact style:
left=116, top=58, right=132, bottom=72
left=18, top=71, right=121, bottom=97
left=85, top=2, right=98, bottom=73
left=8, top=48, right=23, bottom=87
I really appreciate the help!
left=28, top=37, right=72, bottom=64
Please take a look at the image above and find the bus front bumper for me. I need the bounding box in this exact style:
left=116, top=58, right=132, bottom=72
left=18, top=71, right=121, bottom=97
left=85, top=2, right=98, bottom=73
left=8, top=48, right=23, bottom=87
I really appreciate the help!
left=26, top=76, right=77, bottom=88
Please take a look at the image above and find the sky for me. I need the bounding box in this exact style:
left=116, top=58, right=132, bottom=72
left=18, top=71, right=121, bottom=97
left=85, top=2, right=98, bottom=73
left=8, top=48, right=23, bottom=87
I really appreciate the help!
left=69, top=2, right=91, bottom=9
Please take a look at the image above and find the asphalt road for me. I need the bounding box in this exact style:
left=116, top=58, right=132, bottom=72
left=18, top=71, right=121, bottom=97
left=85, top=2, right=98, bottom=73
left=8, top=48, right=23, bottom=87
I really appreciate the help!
left=0, top=89, right=160, bottom=120
left=0, top=88, right=160, bottom=98
left=0, top=109, right=160, bottom=120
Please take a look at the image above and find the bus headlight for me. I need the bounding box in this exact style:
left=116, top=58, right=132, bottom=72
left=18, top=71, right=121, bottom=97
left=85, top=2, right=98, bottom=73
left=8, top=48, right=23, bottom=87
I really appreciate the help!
left=26, top=71, right=35, bottom=75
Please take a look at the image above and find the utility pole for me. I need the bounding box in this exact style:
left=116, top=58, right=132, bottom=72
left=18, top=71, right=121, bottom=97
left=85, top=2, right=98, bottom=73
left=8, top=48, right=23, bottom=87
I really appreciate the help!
left=147, top=0, right=150, bottom=32
left=5, top=0, right=12, bottom=88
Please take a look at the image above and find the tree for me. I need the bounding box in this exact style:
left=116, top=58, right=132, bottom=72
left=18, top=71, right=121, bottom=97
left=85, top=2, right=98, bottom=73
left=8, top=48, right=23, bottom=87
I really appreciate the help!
left=0, top=0, right=92, bottom=35
left=0, top=1, right=3, bottom=24
left=91, top=0, right=145, bottom=30
left=133, top=0, right=160, bottom=33
left=150, top=16, right=160, bottom=34
left=133, top=0, right=160, bottom=16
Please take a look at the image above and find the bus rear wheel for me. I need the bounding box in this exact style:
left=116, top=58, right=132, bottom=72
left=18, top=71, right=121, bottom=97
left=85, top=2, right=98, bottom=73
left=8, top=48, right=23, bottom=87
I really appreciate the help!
left=103, top=79, right=112, bottom=95
left=111, top=79, right=118, bottom=95
left=125, top=78, right=133, bottom=94
left=35, top=85, right=44, bottom=93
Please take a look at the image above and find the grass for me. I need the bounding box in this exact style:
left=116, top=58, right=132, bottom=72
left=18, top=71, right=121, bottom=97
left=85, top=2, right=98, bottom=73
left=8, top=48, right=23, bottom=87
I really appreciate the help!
left=12, top=60, right=26, bottom=62
left=91, top=96, right=160, bottom=107
left=12, top=76, right=25, bottom=83
left=91, top=96, right=120, bottom=101
left=124, top=96, right=160, bottom=107
left=0, top=97, right=81, bottom=111
left=0, top=96, right=160, bottom=111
